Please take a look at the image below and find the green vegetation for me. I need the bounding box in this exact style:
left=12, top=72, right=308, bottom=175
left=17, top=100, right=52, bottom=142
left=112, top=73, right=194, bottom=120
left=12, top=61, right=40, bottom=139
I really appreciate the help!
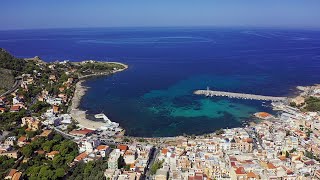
left=289, top=148, right=297, bottom=153
left=77, top=62, right=126, bottom=76
left=67, top=160, right=108, bottom=180
left=304, top=97, right=320, bottom=112
left=0, top=48, right=26, bottom=74
left=150, top=160, right=164, bottom=175
left=117, top=155, right=126, bottom=169
left=0, top=110, right=27, bottom=131
left=305, top=150, right=320, bottom=162
left=0, top=68, right=15, bottom=93
left=30, top=101, right=50, bottom=115
left=285, top=151, right=290, bottom=158
left=0, top=156, right=15, bottom=178
left=21, top=133, right=79, bottom=179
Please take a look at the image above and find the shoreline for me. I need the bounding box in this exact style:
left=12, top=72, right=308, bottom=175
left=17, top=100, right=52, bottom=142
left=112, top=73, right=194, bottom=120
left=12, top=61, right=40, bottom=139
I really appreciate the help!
left=69, top=62, right=128, bottom=130
left=70, top=61, right=313, bottom=138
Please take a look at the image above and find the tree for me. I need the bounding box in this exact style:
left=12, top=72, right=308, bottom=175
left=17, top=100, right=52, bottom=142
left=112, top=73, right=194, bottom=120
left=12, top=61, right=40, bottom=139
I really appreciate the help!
left=150, top=160, right=164, bottom=175
left=42, top=141, right=54, bottom=152
left=38, top=166, right=54, bottom=179
left=22, top=144, right=33, bottom=158
left=285, top=151, right=290, bottom=158
left=55, top=168, right=65, bottom=179
left=53, top=134, right=63, bottom=142
left=289, top=148, right=297, bottom=153
left=53, top=155, right=65, bottom=169
left=117, top=155, right=125, bottom=169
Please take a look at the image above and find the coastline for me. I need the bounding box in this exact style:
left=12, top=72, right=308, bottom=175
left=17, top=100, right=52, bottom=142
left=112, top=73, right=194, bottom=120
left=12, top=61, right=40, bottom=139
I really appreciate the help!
left=69, top=62, right=128, bottom=130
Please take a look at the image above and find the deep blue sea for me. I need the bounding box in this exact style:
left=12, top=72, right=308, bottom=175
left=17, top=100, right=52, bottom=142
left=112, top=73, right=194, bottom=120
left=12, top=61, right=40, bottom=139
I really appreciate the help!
left=1, top=27, right=320, bottom=137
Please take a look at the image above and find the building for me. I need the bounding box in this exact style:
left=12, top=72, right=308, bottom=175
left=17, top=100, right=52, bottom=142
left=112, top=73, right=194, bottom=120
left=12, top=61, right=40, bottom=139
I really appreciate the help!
left=21, top=117, right=41, bottom=131
left=74, top=152, right=88, bottom=163
left=4, top=137, right=16, bottom=146
left=0, top=150, right=19, bottom=159
left=17, top=136, right=27, bottom=147
left=96, top=145, right=109, bottom=157
left=39, top=130, right=54, bottom=139
left=69, top=128, right=95, bottom=137
left=46, top=151, right=59, bottom=160
left=154, top=169, right=168, bottom=180
left=108, top=149, right=121, bottom=169
left=5, top=169, right=22, bottom=180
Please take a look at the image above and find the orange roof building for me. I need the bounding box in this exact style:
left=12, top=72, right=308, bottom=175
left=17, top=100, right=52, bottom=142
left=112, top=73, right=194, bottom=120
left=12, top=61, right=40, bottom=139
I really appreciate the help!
left=267, top=163, right=277, bottom=169
left=117, top=144, right=129, bottom=151
left=74, top=152, right=88, bottom=162
left=161, top=148, right=168, bottom=155
left=254, top=112, right=273, bottom=119
left=96, top=145, right=109, bottom=151
left=69, top=128, right=95, bottom=137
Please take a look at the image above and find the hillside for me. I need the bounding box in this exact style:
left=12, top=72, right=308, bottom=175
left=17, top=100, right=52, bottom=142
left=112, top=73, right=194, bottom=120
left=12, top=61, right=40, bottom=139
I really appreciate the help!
left=0, top=48, right=26, bottom=93
left=0, top=48, right=26, bottom=74
left=0, top=68, right=14, bottom=94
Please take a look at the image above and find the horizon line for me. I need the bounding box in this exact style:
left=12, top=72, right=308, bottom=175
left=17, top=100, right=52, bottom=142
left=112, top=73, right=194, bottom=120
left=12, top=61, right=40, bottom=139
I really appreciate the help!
left=1, top=25, right=320, bottom=32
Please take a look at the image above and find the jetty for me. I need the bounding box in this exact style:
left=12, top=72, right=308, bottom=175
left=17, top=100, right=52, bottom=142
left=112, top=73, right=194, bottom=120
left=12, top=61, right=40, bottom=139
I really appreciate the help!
left=194, top=87, right=287, bottom=102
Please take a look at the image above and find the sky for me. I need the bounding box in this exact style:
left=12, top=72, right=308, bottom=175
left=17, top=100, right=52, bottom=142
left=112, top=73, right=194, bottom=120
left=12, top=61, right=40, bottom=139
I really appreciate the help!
left=1, top=0, right=320, bottom=30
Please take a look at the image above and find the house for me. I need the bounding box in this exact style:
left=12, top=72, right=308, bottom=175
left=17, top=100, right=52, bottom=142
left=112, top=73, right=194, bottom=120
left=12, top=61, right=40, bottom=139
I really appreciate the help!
left=124, top=150, right=136, bottom=165
left=154, top=169, right=168, bottom=180
left=0, top=96, right=7, bottom=103
left=247, top=171, right=258, bottom=180
left=5, top=169, right=22, bottom=180
left=315, top=169, right=320, bottom=179
left=46, top=151, right=59, bottom=160
left=5, top=169, right=17, bottom=179
left=39, top=130, right=53, bottom=139
left=74, top=152, right=88, bottom=163
left=0, top=107, right=6, bottom=113
left=49, top=75, right=57, bottom=82
left=4, top=137, right=16, bottom=146
left=118, top=144, right=129, bottom=152
left=59, top=87, right=65, bottom=92
left=17, top=136, right=27, bottom=147
left=10, top=105, right=20, bottom=112
left=254, top=112, right=273, bottom=120
left=85, top=153, right=102, bottom=163
left=96, top=145, right=109, bottom=157
left=53, top=105, right=59, bottom=114
left=230, top=167, right=247, bottom=180
left=108, top=149, right=121, bottom=169
left=21, top=117, right=41, bottom=131
left=0, top=150, right=19, bottom=159
left=69, top=128, right=95, bottom=137
left=78, top=138, right=100, bottom=153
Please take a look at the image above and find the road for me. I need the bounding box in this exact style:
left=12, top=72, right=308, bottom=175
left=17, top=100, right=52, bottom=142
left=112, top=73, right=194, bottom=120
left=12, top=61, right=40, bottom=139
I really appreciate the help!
left=0, top=78, right=22, bottom=97
left=144, top=147, right=160, bottom=180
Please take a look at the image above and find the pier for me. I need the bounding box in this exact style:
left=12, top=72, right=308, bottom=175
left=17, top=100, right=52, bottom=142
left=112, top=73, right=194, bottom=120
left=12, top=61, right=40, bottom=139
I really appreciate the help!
left=194, top=87, right=286, bottom=102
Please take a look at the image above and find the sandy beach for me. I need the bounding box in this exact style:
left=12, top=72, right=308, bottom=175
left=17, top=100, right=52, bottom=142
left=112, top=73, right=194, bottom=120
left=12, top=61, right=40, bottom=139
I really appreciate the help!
left=69, top=63, right=128, bottom=130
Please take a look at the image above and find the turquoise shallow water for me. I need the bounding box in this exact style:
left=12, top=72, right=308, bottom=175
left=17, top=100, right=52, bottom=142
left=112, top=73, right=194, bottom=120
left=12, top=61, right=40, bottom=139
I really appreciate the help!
left=143, top=75, right=259, bottom=120
left=1, top=27, right=320, bottom=136
left=81, top=74, right=270, bottom=137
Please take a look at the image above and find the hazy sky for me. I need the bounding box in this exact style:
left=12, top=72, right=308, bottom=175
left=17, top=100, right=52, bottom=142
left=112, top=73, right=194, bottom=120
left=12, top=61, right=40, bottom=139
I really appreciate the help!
left=1, top=0, right=320, bottom=30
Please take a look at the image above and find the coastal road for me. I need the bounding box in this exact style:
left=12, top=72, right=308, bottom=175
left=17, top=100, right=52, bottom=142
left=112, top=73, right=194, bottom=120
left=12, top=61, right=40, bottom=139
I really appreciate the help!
left=144, top=147, right=160, bottom=180
left=0, top=78, right=22, bottom=97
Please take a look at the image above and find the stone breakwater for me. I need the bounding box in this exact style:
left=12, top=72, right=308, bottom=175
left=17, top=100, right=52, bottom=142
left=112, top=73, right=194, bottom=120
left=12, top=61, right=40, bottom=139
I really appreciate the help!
left=194, top=89, right=287, bottom=102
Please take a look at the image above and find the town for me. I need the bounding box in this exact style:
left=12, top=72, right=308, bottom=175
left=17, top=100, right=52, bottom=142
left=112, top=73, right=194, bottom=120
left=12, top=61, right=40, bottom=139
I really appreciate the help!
left=1, top=49, right=320, bottom=179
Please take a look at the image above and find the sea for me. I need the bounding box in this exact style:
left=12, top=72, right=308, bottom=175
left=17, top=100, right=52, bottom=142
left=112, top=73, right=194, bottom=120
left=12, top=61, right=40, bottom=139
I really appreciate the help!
left=1, top=27, right=320, bottom=137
